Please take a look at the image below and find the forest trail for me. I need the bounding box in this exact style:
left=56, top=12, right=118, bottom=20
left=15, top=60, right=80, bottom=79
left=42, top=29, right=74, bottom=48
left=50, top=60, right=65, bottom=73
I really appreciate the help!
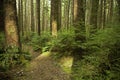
left=25, top=52, right=70, bottom=80
left=16, top=46, right=70, bottom=80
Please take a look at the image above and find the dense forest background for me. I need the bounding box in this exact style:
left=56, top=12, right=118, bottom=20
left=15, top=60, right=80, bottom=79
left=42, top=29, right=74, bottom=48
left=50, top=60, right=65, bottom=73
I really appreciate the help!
left=0, top=0, right=120, bottom=80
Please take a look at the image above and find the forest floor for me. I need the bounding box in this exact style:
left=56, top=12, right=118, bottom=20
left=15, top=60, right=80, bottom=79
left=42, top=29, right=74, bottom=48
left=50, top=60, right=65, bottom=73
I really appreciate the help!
left=13, top=46, right=71, bottom=80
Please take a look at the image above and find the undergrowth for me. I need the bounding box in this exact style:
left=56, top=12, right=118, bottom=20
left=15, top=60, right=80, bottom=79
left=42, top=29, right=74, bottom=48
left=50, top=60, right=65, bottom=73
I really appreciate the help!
left=72, top=24, right=120, bottom=80
left=0, top=33, right=31, bottom=71
left=23, top=28, right=76, bottom=56
left=0, top=47, right=31, bottom=72
left=21, top=25, right=120, bottom=80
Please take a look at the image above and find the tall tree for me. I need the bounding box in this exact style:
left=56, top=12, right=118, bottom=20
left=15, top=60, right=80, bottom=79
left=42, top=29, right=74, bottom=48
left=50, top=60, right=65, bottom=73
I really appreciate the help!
left=44, top=0, right=50, bottom=31
left=117, top=0, right=120, bottom=21
left=73, top=0, right=85, bottom=40
left=4, top=0, right=20, bottom=48
left=66, top=0, right=71, bottom=29
left=63, top=0, right=71, bottom=29
left=90, top=0, right=99, bottom=28
left=85, top=0, right=92, bottom=39
left=72, top=0, right=85, bottom=77
left=42, top=0, right=45, bottom=31
left=18, top=0, right=24, bottom=36
left=0, top=0, right=4, bottom=32
left=31, top=0, right=35, bottom=32
left=50, top=0, right=61, bottom=36
left=36, top=0, right=40, bottom=35
left=97, top=0, right=106, bottom=29
left=108, top=0, right=113, bottom=23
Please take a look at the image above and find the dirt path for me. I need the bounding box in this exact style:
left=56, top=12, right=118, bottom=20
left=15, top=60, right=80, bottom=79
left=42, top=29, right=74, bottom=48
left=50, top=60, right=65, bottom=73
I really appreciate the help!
left=6, top=45, right=70, bottom=80
left=14, top=49, right=70, bottom=80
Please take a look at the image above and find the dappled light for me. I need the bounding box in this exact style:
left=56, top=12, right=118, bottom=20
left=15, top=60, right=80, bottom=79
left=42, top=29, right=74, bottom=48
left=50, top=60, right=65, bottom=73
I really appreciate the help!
left=59, top=56, right=74, bottom=74
left=52, top=20, right=57, bottom=36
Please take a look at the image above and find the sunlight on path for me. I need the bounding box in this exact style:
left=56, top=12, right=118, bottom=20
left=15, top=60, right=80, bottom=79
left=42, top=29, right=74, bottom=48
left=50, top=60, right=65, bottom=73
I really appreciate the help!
left=36, top=51, right=51, bottom=59
left=59, top=56, right=73, bottom=74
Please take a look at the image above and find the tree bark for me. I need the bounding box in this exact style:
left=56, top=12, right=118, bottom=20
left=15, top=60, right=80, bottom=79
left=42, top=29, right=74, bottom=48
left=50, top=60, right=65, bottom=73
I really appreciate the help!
left=85, top=0, right=92, bottom=39
left=0, top=0, right=4, bottom=32
left=36, top=0, right=40, bottom=35
left=50, top=0, right=61, bottom=36
left=73, top=0, right=85, bottom=28
left=4, top=0, right=20, bottom=48
left=31, top=0, right=35, bottom=32
left=90, top=0, right=99, bottom=28
left=73, top=0, right=85, bottom=41
left=42, top=0, right=45, bottom=31
left=117, top=0, right=120, bottom=22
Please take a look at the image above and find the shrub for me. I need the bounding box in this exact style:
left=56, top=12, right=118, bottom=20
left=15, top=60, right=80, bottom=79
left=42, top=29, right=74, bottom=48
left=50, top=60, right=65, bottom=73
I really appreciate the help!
left=25, top=28, right=76, bottom=55
left=0, top=46, right=31, bottom=71
left=50, top=28, right=76, bottom=58
left=26, top=32, right=52, bottom=52
left=72, top=25, right=120, bottom=80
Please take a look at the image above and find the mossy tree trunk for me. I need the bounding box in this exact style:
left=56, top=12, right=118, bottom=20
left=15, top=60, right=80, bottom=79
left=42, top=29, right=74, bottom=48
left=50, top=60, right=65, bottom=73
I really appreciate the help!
left=4, top=0, right=20, bottom=49
left=50, top=0, right=61, bottom=36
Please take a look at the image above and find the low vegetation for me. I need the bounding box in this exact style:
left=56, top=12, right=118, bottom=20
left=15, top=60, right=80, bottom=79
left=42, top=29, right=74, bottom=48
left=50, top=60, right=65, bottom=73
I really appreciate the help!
left=20, top=24, right=120, bottom=80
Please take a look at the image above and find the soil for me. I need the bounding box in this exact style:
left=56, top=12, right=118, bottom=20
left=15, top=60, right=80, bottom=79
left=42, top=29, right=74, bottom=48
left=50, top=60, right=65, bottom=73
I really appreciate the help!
left=12, top=46, right=71, bottom=80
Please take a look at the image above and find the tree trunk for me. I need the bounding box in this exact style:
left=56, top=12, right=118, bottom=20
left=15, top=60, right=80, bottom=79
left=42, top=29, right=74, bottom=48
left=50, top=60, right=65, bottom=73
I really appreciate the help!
left=97, top=0, right=106, bottom=29
left=17, top=0, right=24, bottom=36
left=20, top=0, right=24, bottom=36
left=73, top=0, right=85, bottom=41
left=44, top=0, right=49, bottom=31
left=42, top=0, right=45, bottom=31
left=73, top=0, right=85, bottom=28
left=36, top=0, right=40, bottom=35
left=117, top=0, right=120, bottom=22
left=50, top=0, right=61, bottom=36
left=72, top=0, right=86, bottom=77
left=109, top=0, right=113, bottom=23
left=31, top=0, right=35, bottom=32
left=4, top=0, right=20, bottom=48
left=90, top=0, right=99, bottom=28
left=85, top=0, right=92, bottom=39
left=0, top=0, right=4, bottom=32
left=66, top=0, right=71, bottom=29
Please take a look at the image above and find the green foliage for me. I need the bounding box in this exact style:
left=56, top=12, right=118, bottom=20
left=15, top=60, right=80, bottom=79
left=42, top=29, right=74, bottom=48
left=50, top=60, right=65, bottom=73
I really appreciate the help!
left=0, top=33, right=31, bottom=72
left=23, top=28, right=84, bottom=58
left=0, top=33, right=5, bottom=51
left=0, top=46, right=31, bottom=71
left=25, top=29, right=77, bottom=56
left=51, top=28, right=75, bottom=53
left=72, top=25, right=120, bottom=80
left=25, top=32, right=52, bottom=52
left=20, top=24, right=120, bottom=80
